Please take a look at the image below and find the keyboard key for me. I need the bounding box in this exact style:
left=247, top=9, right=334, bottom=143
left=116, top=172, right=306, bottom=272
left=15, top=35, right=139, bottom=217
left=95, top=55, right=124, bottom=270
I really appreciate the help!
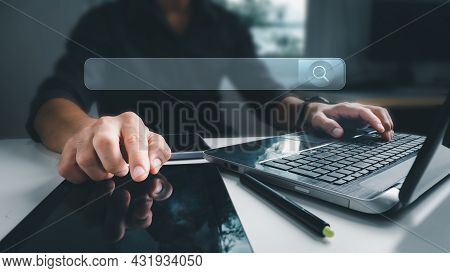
left=353, top=162, right=371, bottom=168
left=343, top=176, right=356, bottom=181
left=313, top=152, right=335, bottom=159
left=333, top=179, right=348, bottom=185
left=363, top=159, right=378, bottom=164
left=345, top=158, right=360, bottom=163
left=344, top=166, right=360, bottom=172
left=351, top=149, right=367, bottom=154
left=298, top=165, right=316, bottom=171
left=273, top=159, right=289, bottom=164
left=295, top=159, right=309, bottom=164
left=262, top=161, right=292, bottom=171
left=340, top=160, right=354, bottom=165
left=314, top=168, right=331, bottom=174
left=284, top=154, right=303, bottom=161
left=304, top=157, right=319, bottom=162
left=328, top=172, right=346, bottom=179
left=323, top=165, right=338, bottom=171
left=286, top=162, right=300, bottom=167
left=316, top=159, right=332, bottom=165
left=331, top=162, right=345, bottom=168
left=318, top=175, right=337, bottom=183
left=326, top=155, right=345, bottom=162
left=337, top=169, right=353, bottom=175
left=308, top=162, right=324, bottom=168
left=289, top=168, right=321, bottom=178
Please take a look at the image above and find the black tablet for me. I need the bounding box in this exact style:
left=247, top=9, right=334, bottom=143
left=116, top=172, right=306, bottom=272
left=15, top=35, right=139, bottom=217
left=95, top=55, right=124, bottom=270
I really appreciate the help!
left=0, top=164, right=252, bottom=253
left=164, top=134, right=210, bottom=160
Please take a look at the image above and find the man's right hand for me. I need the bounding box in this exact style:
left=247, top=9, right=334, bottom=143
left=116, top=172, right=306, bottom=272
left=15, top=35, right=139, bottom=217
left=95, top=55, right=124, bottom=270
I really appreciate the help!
left=57, top=112, right=171, bottom=184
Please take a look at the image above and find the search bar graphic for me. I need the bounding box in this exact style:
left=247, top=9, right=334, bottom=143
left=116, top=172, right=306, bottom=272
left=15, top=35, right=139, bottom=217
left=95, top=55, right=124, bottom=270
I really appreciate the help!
left=84, top=58, right=346, bottom=91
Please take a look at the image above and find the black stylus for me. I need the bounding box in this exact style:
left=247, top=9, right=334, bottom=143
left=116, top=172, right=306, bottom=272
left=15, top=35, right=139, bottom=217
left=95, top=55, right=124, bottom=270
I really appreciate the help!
left=240, top=174, right=334, bottom=238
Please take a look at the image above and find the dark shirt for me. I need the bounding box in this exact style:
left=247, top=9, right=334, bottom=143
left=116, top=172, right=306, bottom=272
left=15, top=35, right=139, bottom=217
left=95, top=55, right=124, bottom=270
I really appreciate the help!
left=27, top=0, right=286, bottom=139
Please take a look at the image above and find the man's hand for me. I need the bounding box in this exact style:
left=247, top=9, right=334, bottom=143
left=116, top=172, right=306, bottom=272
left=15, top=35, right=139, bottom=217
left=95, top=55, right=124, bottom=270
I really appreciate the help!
left=58, top=112, right=171, bottom=184
left=304, top=102, right=394, bottom=140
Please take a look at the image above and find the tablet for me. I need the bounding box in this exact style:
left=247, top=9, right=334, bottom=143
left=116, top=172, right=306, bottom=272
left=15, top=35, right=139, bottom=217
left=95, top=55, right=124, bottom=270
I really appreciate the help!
left=0, top=164, right=252, bottom=253
left=164, top=134, right=210, bottom=160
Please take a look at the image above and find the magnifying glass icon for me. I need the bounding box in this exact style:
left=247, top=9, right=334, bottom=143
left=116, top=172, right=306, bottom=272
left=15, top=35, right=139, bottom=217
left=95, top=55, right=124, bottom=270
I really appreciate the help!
left=312, top=65, right=329, bottom=82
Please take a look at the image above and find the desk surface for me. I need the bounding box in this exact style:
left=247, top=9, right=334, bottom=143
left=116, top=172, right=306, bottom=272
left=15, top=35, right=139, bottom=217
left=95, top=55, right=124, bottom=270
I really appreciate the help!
left=0, top=138, right=449, bottom=252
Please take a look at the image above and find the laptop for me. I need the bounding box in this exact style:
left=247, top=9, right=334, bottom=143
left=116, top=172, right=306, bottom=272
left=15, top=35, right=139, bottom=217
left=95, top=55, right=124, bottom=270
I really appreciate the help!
left=204, top=95, right=450, bottom=214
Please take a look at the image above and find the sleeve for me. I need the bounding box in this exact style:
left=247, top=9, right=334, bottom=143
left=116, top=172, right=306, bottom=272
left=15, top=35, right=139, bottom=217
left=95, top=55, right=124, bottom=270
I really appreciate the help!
left=26, top=6, right=111, bottom=142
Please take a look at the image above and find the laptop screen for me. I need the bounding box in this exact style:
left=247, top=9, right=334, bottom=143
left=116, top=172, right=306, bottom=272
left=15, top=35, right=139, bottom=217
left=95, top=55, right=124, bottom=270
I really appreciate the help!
left=400, top=93, right=450, bottom=206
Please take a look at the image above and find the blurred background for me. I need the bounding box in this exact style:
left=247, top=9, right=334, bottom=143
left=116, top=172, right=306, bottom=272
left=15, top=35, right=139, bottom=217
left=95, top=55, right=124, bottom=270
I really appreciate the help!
left=1, top=0, right=449, bottom=138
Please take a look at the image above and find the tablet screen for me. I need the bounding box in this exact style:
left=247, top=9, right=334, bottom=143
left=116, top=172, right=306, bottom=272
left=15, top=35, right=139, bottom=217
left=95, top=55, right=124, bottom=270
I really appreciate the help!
left=0, top=164, right=252, bottom=253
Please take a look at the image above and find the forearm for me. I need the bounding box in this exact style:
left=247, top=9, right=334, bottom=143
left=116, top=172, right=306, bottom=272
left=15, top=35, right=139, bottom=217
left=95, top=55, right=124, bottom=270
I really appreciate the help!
left=34, top=98, right=96, bottom=153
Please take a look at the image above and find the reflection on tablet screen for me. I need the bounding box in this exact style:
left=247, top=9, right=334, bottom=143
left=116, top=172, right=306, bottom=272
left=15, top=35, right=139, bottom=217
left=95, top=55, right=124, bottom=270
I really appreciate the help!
left=0, top=164, right=252, bottom=253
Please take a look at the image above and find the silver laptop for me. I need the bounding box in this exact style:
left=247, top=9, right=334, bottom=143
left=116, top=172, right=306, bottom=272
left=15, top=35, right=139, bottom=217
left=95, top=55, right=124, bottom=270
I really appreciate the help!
left=204, top=95, right=450, bottom=214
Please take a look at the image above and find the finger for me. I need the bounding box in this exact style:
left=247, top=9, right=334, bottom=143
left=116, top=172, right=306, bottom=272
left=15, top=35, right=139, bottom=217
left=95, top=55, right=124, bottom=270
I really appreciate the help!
left=58, top=140, right=89, bottom=184
left=92, top=118, right=129, bottom=177
left=366, top=106, right=392, bottom=132
left=149, top=177, right=163, bottom=198
left=126, top=178, right=154, bottom=228
left=148, top=132, right=172, bottom=174
left=384, top=108, right=394, bottom=130
left=381, top=131, right=392, bottom=141
left=128, top=176, right=154, bottom=215
left=150, top=176, right=173, bottom=201
left=127, top=210, right=153, bottom=229
left=120, top=112, right=150, bottom=182
left=76, top=136, right=114, bottom=181
left=331, top=104, right=385, bottom=133
left=311, top=112, right=344, bottom=138
left=365, top=106, right=394, bottom=141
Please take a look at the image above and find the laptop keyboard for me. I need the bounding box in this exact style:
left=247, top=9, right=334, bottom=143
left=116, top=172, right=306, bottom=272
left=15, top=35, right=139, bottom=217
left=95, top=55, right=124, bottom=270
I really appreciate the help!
left=261, top=133, right=426, bottom=186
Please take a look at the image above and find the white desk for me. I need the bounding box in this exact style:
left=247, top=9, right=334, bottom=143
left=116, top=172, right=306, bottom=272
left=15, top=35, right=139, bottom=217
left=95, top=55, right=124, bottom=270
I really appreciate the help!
left=0, top=138, right=449, bottom=252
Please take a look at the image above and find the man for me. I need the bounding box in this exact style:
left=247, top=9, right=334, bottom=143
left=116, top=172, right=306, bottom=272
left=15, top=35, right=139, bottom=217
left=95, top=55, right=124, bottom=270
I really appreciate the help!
left=28, top=0, right=394, bottom=184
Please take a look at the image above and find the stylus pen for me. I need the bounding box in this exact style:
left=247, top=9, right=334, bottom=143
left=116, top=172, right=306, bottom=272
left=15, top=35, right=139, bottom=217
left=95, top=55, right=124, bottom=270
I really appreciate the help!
left=240, top=174, right=334, bottom=238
